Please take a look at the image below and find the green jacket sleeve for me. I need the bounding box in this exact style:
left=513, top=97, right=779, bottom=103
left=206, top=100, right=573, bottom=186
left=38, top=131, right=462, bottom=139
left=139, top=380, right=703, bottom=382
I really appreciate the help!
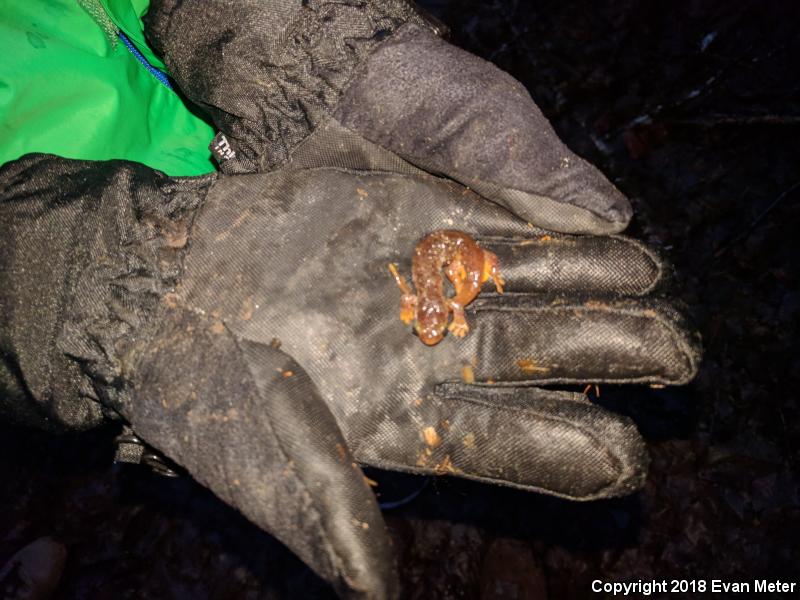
left=0, top=0, right=216, bottom=176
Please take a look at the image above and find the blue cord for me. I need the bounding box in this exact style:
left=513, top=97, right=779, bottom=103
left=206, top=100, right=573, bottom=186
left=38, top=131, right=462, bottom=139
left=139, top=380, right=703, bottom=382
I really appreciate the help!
left=378, top=477, right=430, bottom=510
left=118, top=31, right=173, bottom=90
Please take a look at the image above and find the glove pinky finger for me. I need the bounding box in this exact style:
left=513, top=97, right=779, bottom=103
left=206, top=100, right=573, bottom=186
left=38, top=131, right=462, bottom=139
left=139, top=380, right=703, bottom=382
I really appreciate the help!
left=353, top=383, right=649, bottom=501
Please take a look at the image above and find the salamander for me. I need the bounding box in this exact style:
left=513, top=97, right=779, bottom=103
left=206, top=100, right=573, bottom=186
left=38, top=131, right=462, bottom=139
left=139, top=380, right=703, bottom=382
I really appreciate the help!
left=389, top=230, right=504, bottom=346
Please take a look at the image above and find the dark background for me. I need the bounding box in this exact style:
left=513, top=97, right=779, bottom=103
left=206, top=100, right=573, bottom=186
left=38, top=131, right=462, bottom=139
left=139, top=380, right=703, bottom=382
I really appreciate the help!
left=1, top=1, right=798, bottom=598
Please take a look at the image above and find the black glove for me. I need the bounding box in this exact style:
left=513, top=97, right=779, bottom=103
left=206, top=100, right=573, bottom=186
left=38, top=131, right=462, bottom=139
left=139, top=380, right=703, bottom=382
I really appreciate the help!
left=0, top=153, right=699, bottom=598
left=0, top=2, right=701, bottom=597
left=145, top=0, right=631, bottom=234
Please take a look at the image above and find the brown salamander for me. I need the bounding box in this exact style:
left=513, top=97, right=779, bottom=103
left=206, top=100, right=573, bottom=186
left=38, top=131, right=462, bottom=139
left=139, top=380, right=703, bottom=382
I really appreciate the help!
left=389, top=230, right=504, bottom=345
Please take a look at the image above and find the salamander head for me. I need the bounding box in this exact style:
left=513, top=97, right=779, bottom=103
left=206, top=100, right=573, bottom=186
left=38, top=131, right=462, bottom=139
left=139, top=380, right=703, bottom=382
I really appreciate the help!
left=414, top=297, right=449, bottom=345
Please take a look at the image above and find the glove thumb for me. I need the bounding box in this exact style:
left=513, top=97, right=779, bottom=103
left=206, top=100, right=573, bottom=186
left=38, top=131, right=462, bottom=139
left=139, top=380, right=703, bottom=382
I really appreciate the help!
left=123, top=306, right=398, bottom=599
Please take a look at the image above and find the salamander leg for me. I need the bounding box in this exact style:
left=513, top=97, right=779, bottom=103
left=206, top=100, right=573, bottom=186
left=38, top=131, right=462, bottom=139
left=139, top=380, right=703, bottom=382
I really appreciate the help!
left=447, top=301, right=469, bottom=337
left=388, top=263, right=412, bottom=294
left=482, top=251, right=505, bottom=293
left=446, top=257, right=481, bottom=338
left=399, top=294, right=418, bottom=325
left=389, top=263, right=417, bottom=325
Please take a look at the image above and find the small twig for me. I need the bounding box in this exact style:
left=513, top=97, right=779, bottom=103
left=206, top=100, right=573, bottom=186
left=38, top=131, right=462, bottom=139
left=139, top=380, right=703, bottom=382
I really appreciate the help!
left=713, top=181, right=800, bottom=258
left=746, top=181, right=800, bottom=233
left=668, top=114, right=800, bottom=127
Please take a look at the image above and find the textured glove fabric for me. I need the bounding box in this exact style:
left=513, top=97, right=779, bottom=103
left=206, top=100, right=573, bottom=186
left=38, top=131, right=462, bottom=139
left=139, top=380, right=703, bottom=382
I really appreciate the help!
left=143, top=0, right=632, bottom=234
left=0, top=154, right=397, bottom=599
left=0, top=155, right=214, bottom=430
left=132, top=308, right=398, bottom=598
left=143, top=0, right=427, bottom=172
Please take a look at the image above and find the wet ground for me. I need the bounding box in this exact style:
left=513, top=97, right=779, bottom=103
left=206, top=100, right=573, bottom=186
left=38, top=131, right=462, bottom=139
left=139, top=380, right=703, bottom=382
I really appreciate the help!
left=2, top=1, right=798, bottom=598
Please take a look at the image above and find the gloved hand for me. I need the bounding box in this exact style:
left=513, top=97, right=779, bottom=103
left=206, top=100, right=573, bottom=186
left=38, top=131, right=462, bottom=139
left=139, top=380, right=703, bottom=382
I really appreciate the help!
left=0, top=2, right=701, bottom=598
left=144, top=0, right=632, bottom=234
left=0, top=153, right=699, bottom=598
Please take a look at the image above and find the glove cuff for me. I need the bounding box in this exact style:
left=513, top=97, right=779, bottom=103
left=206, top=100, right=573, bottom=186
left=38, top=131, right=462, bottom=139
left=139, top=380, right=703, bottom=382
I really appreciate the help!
left=145, top=1, right=436, bottom=174
left=58, top=166, right=215, bottom=420
left=0, top=154, right=216, bottom=429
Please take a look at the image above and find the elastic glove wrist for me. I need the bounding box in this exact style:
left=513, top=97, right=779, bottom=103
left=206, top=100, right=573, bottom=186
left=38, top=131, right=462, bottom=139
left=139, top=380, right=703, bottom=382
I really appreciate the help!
left=0, top=154, right=215, bottom=429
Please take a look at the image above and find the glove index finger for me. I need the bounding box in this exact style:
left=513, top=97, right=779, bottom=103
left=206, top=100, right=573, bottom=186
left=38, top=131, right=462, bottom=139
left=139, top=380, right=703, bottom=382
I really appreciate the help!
left=126, top=306, right=398, bottom=600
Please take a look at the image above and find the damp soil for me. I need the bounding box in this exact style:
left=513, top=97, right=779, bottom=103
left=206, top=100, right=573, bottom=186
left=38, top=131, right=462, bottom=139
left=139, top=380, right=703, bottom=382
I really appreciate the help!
left=1, top=1, right=798, bottom=598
